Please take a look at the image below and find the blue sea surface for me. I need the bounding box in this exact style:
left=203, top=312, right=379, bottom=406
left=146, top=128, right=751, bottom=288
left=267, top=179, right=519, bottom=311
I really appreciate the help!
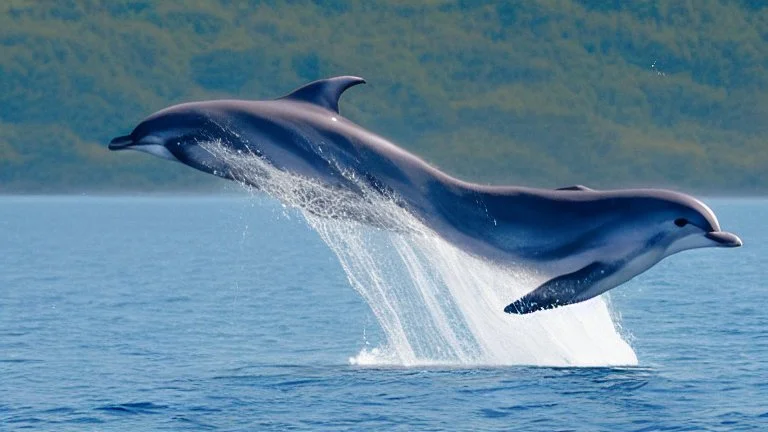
left=1, top=196, right=766, bottom=431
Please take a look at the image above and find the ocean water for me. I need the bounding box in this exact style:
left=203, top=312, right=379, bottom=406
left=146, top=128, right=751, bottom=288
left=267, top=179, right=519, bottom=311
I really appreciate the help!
left=1, top=195, right=766, bottom=431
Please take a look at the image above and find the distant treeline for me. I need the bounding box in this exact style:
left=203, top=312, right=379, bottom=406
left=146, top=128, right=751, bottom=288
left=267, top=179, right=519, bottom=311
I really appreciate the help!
left=1, top=0, right=767, bottom=193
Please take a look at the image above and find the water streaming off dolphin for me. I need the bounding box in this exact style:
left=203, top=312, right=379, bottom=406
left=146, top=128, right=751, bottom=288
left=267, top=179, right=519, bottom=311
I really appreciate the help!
left=203, top=141, right=637, bottom=366
left=108, top=77, right=741, bottom=365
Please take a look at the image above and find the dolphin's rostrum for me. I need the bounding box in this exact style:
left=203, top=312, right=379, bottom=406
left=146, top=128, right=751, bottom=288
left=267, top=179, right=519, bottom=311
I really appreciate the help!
left=109, top=76, right=742, bottom=314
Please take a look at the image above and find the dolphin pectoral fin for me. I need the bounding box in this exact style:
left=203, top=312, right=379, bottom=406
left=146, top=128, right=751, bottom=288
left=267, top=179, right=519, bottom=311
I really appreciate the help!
left=555, top=184, right=593, bottom=191
left=280, top=76, right=366, bottom=113
left=504, top=261, right=618, bottom=314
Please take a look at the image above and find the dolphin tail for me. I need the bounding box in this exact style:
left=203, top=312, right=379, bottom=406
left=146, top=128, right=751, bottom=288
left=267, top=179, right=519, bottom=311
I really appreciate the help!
left=504, top=261, right=619, bottom=314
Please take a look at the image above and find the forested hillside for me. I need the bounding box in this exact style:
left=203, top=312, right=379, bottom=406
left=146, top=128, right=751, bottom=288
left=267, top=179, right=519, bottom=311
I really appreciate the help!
left=1, top=0, right=767, bottom=193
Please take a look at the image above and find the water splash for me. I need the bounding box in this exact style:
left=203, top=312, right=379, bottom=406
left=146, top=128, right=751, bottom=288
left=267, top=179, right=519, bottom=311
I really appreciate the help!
left=203, top=140, right=638, bottom=367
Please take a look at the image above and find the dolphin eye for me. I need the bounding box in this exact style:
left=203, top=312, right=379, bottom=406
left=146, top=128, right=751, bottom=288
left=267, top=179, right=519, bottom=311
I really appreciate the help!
left=674, top=218, right=688, bottom=227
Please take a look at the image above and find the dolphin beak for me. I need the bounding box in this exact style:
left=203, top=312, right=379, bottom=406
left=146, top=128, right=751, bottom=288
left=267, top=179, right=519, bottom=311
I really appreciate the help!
left=705, top=231, right=743, bottom=248
left=109, top=135, right=134, bottom=150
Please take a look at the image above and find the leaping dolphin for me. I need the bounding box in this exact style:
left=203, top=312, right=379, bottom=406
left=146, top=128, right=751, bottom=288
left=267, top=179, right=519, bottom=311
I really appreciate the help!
left=108, top=76, right=742, bottom=314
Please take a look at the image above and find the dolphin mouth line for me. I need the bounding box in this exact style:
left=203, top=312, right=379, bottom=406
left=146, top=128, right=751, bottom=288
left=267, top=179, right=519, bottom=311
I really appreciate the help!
left=706, top=231, right=743, bottom=247
left=109, top=135, right=134, bottom=150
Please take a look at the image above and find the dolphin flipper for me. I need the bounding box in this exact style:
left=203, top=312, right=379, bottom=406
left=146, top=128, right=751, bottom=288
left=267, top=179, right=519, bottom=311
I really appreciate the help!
left=504, top=261, right=620, bottom=314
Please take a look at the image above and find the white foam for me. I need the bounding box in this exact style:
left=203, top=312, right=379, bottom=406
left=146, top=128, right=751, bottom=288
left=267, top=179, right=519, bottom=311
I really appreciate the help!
left=203, top=140, right=638, bottom=367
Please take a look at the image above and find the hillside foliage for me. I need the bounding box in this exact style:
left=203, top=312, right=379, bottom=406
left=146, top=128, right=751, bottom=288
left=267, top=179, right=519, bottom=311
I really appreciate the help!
left=1, top=0, right=767, bottom=193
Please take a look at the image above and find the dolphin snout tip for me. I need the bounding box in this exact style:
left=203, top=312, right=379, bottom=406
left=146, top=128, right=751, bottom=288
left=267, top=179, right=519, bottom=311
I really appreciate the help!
left=108, top=135, right=133, bottom=150
left=706, top=231, right=743, bottom=248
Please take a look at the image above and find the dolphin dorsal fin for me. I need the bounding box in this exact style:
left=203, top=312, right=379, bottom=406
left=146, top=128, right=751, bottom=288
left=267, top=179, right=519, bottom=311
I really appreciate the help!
left=556, top=185, right=593, bottom=191
left=281, top=76, right=366, bottom=113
